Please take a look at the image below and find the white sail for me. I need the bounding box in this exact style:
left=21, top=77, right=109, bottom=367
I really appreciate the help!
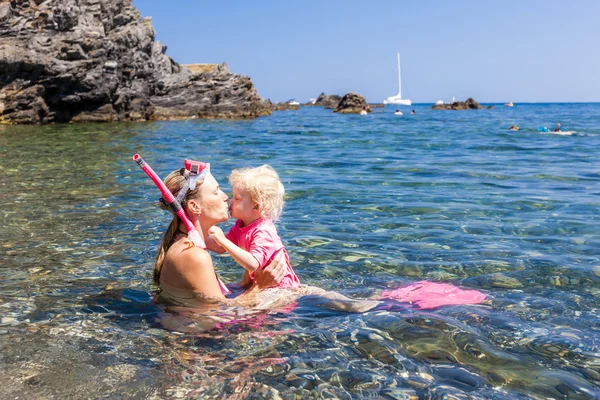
left=383, top=53, right=411, bottom=106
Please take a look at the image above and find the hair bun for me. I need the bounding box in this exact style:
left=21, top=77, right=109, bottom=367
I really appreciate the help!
left=158, top=198, right=172, bottom=213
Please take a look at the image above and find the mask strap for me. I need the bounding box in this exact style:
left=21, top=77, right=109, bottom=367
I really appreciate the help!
left=175, top=163, right=210, bottom=205
left=176, top=182, right=190, bottom=205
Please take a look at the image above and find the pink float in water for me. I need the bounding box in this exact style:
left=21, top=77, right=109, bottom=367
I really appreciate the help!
left=380, top=281, right=486, bottom=309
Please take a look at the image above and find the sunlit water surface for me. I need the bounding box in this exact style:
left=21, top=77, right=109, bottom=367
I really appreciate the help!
left=1, top=104, right=600, bottom=399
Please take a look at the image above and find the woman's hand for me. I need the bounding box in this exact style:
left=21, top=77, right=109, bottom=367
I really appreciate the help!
left=253, top=251, right=286, bottom=289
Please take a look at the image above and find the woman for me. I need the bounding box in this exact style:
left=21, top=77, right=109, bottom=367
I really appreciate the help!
left=154, top=166, right=288, bottom=305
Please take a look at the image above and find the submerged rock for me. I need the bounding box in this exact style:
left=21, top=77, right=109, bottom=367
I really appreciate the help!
left=431, top=98, right=484, bottom=110
left=0, top=0, right=271, bottom=124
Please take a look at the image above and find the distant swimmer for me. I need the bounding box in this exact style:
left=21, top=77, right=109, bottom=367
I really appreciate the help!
left=539, top=124, right=573, bottom=135
left=410, top=110, right=416, bottom=114
left=509, top=125, right=519, bottom=131
left=394, top=109, right=403, bottom=115
left=360, top=106, right=368, bottom=115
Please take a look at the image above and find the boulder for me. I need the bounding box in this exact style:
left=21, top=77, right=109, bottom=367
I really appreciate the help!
left=334, top=92, right=370, bottom=114
left=313, top=93, right=342, bottom=109
left=431, top=97, right=484, bottom=110
left=0, top=0, right=271, bottom=124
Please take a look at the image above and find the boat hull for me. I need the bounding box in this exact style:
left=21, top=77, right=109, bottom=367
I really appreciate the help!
left=383, top=98, right=412, bottom=106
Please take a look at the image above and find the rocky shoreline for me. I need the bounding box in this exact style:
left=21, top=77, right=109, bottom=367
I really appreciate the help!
left=0, top=0, right=271, bottom=124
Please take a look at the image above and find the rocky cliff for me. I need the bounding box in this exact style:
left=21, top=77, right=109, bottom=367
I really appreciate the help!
left=0, top=0, right=271, bottom=124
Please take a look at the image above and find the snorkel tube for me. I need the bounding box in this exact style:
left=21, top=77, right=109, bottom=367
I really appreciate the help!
left=132, top=154, right=206, bottom=249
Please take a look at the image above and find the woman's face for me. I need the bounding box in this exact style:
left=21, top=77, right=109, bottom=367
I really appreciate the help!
left=197, top=173, right=229, bottom=223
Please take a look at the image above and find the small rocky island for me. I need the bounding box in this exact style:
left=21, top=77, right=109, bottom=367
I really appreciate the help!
left=271, top=101, right=300, bottom=111
left=334, top=93, right=370, bottom=114
left=311, top=93, right=342, bottom=109
left=301, top=92, right=373, bottom=114
left=431, top=98, right=484, bottom=110
left=0, top=0, right=271, bottom=124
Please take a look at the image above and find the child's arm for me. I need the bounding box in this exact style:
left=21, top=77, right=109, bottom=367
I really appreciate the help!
left=204, top=236, right=226, bottom=254
left=208, top=226, right=259, bottom=273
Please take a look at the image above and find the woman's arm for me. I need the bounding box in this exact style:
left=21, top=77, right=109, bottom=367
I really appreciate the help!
left=237, top=271, right=253, bottom=289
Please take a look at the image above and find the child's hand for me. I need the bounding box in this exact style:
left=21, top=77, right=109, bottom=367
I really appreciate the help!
left=208, top=226, right=226, bottom=245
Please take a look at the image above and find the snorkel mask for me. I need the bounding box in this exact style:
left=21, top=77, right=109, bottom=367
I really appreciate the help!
left=176, top=159, right=211, bottom=204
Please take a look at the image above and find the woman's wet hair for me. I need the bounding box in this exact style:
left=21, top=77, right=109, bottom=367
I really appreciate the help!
left=154, top=168, right=205, bottom=284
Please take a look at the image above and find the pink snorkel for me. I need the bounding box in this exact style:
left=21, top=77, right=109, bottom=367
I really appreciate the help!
left=133, top=154, right=230, bottom=295
left=133, top=153, right=206, bottom=248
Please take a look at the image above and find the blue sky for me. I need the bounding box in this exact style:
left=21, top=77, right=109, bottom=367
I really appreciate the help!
left=133, top=0, right=600, bottom=103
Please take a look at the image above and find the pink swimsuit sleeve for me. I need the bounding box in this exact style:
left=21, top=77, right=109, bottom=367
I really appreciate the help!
left=226, top=224, right=239, bottom=244
left=247, top=228, right=280, bottom=268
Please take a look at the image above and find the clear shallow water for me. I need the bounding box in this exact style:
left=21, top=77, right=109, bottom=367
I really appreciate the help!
left=1, top=103, right=600, bottom=399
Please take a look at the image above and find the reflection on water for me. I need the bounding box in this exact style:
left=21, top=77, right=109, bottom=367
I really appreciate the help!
left=1, top=104, right=600, bottom=398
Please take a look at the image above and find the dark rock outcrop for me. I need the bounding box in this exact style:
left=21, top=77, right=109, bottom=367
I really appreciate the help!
left=431, top=98, right=484, bottom=110
left=334, top=92, right=370, bottom=114
left=313, top=93, right=342, bottom=109
left=0, top=0, right=271, bottom=124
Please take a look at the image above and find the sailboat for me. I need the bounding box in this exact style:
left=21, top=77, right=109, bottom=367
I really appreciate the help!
left=383, top=53, right=411, bottom=106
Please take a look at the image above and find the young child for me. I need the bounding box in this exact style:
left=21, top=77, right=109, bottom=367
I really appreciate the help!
left=207, top=165, right=300, bottom=289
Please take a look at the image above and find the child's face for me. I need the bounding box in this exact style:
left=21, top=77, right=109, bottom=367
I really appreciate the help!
left=230, top=185, right=258, bottom=222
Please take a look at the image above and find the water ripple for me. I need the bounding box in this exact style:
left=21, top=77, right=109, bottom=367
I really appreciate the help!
left=1, top=104, right=600, bottom=398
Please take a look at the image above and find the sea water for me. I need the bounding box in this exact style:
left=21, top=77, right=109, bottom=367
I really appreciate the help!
left=1, top=103, right=599, bottom=399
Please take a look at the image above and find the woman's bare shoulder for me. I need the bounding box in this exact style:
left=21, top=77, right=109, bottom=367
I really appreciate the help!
left=168, top=242, right=213, bottom=270
left=162, top=242, right=223, bottom=298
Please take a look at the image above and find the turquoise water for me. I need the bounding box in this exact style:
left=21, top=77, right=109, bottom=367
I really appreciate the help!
left=1, top=103, right=600, bottom=398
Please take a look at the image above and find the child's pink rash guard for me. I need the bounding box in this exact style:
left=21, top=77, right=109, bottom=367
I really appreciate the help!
left=226, top=218, right=300, bottom=289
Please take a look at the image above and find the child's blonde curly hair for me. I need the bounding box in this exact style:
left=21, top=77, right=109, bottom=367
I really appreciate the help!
left=229, top=164, right=285, bottom=221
